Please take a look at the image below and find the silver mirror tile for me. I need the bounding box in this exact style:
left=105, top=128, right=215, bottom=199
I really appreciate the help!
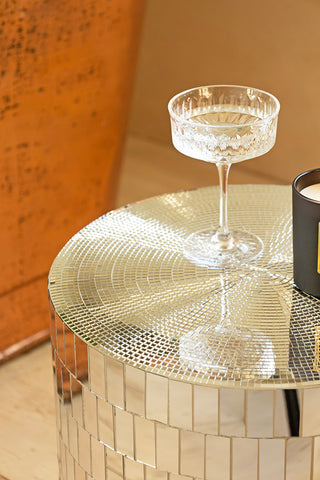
left=74, top=462, right=86, bottom=480
left=313, top=436, right=320, bottom=480
left=193, top=385, right=218, bottom=435
left=205, top=435, right=230, bottom=480
left=274, top=390, right=291, bottom=437
left=66, top=449, right=75, bottom=480
left=58, top=419, right=320, bottom=480
left=54, top=324, right=320, bottom=441
left=168, top=474, right=192, bottom=480
left=68, top=414, right=79, bottom=461
left=56, top=358, right=62, bottom=399
left=246, top=390, right=273, bottom=438
left=97, top=397, right=114, bottom=449
left=78, top=424, right=91, bottom=473
left=232, top=438, right=258, bottom=480
left=91, top=434, right=105, bottom=480
left=259, top=439, right=285, bottom=480
left=134, top=416, right=155, bottom=466
left=286, top=438, right=312, bottom=480
left=180, top=430, right=204, bottom=479
left=106, top=447, right=124, bottom=480
left=145, top=465, right=168, bottom=480
left=83, top=386, right=98, bottom=438
left=59, top=440, right=66, bottom=480
left=61, top=363, right=71, bottom=403
left=56, top=394, right=61, bottom=434
left=56, top=314, right=66, bottom=363
left=71, top=378, right=84, bottom=426
left=220, top=389, right=245, bottom=437
left=49, top=303, right=56, bottom=347
left=124, top=457, right=144, bottom=480
left=156, top=424, right=179, bottom=474
left=89, top=347, right=106, bottom=399
left=126, top=365, right=145, bottom=416
left=60, top=399, right=69, bottom=446
left=146, top=373, right=168, bottom=423
left=65, top=325, right=76, bottom=376
left=169, top=380, right=192, bottom=430
left=302, top=387, right=320, bottom=436
left=74, top=335, right=88, bottom=384
left=107, top=357, right=124, bottom=409
left=115, top=408, right=134, bottom=458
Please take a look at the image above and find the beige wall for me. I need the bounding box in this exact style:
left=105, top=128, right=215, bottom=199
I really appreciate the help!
left=129, top=0, right=320, bottom=184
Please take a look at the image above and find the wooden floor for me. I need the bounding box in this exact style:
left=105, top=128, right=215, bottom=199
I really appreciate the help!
left=0, top=135, right=276, bottom=480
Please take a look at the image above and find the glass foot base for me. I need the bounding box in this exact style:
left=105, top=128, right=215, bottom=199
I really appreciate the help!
left=183, top=229, right=263, bottom=268
left=179, top=325, right=275, bottom=380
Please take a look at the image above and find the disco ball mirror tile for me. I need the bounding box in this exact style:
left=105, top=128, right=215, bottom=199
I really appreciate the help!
left=49, top=185, right=320, bottom=388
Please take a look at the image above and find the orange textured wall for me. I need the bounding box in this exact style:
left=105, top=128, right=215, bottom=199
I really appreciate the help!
left=0, top=0, right=145, bottom=360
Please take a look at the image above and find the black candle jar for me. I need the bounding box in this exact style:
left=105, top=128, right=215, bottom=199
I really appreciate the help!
left=292, top=168, right=320, bottom=298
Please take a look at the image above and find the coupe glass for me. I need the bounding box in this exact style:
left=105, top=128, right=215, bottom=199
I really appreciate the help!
left=168, top=85, right=280, bottom=268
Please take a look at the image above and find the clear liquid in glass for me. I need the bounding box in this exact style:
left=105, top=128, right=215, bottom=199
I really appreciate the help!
left=173, top=105, right=273, bottom=164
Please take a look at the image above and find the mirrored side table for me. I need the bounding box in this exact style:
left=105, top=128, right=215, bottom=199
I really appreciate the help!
left=49, top=185, right=320, bottom=480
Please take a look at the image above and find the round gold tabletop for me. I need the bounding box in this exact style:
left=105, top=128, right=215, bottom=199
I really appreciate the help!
left=49, top=185, right=320, bottom=389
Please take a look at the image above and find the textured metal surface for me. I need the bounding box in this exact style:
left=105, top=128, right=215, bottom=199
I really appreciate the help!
left=49, top=185, right=320, bottom=388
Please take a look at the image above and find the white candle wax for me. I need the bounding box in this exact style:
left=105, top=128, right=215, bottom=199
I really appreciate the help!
left=300, top=183, right=320, bottom=201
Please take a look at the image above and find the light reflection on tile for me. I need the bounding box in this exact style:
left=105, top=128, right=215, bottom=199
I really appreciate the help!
left=89, top=347, right=106, bottom=399
left=156, top=424, right=179, bottom=474
left=169, top=380, right=192, bottom=430
left=274, top=390, right=290, bottom=437
left=220, top=389, right=245, bottom=437
left=145, top=465, right=168, bottom=480
left=194, top=385, right=218, bottom=435
left=146, top=373, right=168, bottom=424
left=68, top=414, right=79, bottom=461
left=91, top=435, right=105, bottom=480
left=206, top=435, right=230, bottom=480
left=286, top=438, right=312, bottom=480
left=78, top=425, right=91, bottom=473
left=71, top=378, right=84, bottom=426
left=232, top=438, right=258, bottom=480
left=115, top=408, right=134, bottom=458
left=313, top=436, right=320, bottom=480
left=259, top=439, right=285, bottom=480
left=135, top=416, right=155, bottom=467
left=106, top=447, right=124, bottom=480
left=97, top=398, right=114, bottom=449
left=126, top=365, right=145, bottom=416
left=302, top=388, right=320, bottom=436
left=83, top=387, right=98, bottom=437
left=124, top=456, right=144, bottom=480
left=247, top=390, right=273, bottom=438
left=107, top=358, right=124, bottom=409
left=180, top=430, right=204, bottom=479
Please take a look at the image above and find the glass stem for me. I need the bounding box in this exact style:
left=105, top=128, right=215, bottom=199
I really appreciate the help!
left=216, top=161, right=231, bottom=241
